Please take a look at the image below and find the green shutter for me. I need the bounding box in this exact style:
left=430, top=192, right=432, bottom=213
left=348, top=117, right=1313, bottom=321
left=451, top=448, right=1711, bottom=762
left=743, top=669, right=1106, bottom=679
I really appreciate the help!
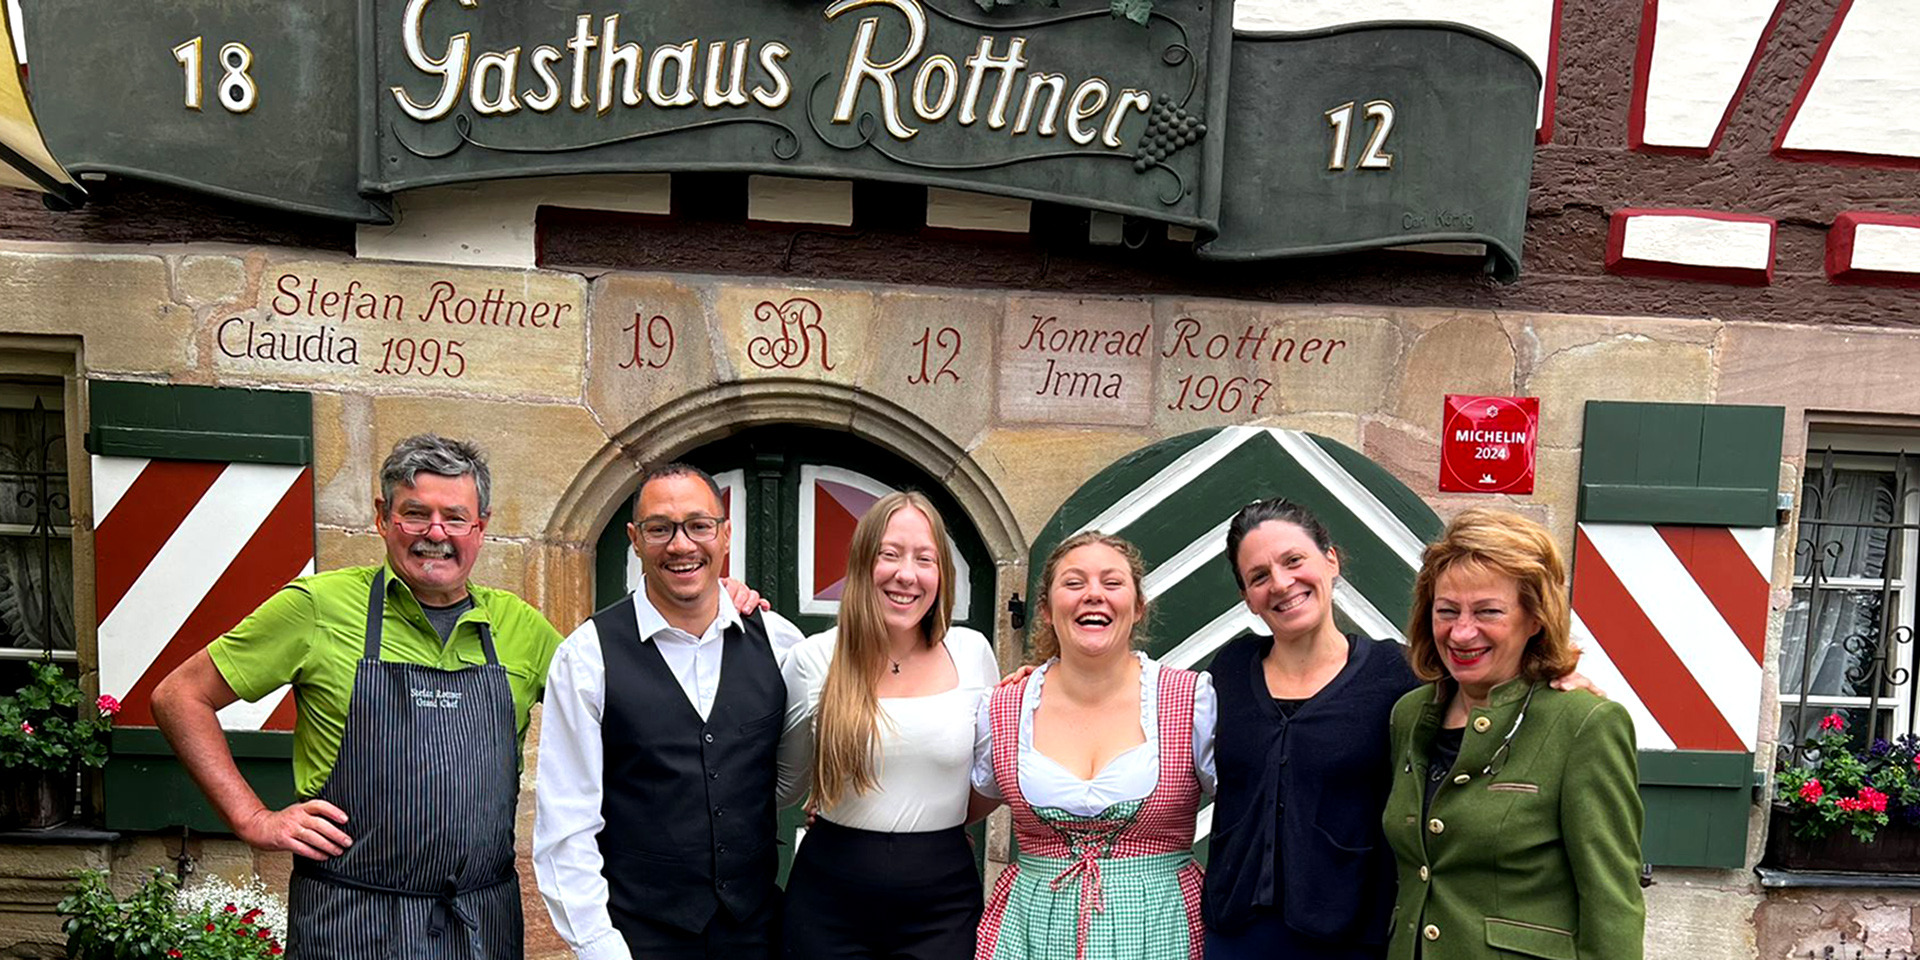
left=105, top=729, right=297, bottom=832
left=1577, top=400, right=1784, bottom=869
left=1578, top=401, right=1784, bottom=526
left=1637, top=751, right=1757, bottom=869
left=88, top=380, right=311, bottom=833
left=87, top=381, right=313, bottom=464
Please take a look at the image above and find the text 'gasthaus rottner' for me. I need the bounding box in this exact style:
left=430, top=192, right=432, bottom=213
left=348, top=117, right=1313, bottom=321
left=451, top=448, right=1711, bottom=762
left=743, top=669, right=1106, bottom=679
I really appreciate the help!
left=391, top=0, right=1154, bottom=150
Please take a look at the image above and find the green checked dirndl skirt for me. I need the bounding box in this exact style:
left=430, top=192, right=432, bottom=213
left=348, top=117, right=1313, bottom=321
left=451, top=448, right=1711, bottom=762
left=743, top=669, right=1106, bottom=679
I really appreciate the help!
left=975, top=666, right=1205, bottom=960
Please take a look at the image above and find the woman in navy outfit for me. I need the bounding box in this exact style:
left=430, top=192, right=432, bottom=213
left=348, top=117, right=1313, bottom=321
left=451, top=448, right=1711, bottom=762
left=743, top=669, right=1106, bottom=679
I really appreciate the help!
left=1202, top=499, right=1417, bottom=960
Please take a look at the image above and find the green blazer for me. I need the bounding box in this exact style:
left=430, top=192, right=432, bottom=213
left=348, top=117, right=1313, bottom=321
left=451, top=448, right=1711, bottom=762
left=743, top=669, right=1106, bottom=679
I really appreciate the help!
left=1381, top=678, right=1644, bottom=960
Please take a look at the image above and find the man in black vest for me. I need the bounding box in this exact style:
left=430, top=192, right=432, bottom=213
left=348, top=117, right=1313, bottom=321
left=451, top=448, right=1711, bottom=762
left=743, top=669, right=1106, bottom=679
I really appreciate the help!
left=533, top=462, right=805, bottom=960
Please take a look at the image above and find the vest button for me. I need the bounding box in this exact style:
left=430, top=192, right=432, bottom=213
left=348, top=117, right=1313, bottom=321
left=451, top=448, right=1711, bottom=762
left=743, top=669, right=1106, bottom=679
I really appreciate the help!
left=717, top=880, right=728, bottom=891
left=703, top=732, right=714, bottom=743
left=714, top=806, right=724, bottom=817
left=1473, top=716, right=1492, bottom=734
left=1428, top=818, right=1445, bottom=835
left=717, top=843, right=727, bottom=853
left=1418, top=865, right=1429, bottom=881
left=709, top=770, right=719, bottom=780
left=1423, top=924, right=1440, bottom=941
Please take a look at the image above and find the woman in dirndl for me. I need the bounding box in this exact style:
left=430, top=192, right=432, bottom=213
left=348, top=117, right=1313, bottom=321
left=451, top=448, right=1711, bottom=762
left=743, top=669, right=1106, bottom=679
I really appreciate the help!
left=970, top=530, right=1215, bottom=960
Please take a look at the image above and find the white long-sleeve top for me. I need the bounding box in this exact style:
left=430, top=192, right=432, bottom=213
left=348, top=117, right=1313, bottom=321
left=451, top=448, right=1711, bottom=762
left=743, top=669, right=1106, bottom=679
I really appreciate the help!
left=775, top=626, right=998, bottom=830
left=532, top=592, right=805, bottom=960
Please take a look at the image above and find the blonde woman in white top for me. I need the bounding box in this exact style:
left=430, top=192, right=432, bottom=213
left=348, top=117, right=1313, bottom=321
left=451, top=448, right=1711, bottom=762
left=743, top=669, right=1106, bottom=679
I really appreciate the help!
left=776, top=491, right=998, bottom=960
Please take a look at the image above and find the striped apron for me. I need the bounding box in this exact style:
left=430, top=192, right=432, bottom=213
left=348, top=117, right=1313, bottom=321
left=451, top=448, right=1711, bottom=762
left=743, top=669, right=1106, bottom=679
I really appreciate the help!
left=286, top=571, right=523, bottom=960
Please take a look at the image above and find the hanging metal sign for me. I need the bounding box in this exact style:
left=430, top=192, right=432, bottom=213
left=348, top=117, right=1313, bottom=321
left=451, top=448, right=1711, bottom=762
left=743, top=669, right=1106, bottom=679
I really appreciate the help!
left=18, top=1, right=1541, bottom=276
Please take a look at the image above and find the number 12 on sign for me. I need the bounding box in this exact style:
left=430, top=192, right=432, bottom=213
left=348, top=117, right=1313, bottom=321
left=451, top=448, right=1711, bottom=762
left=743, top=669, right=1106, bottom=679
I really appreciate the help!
left=1325, top=100, right=1394, bottom=171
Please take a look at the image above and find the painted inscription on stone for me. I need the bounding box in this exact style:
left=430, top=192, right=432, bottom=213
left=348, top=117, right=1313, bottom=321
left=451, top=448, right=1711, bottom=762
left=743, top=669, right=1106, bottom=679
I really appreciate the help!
left=998, top=301, right=1155, bottom=426
left=1160, top=316, right=1346, bottom=416
left=1154, top=308, right=1362, bottom=424
left=748, top=298, right=835, bottom=372
left=210, top=261, right=586, bottom=400
left=621, top=312, right=675, bottom=370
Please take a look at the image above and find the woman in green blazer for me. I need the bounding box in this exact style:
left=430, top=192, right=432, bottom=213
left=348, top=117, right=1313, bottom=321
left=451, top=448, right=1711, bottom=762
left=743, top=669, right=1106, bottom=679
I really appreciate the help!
left=1382, top=508, right=1643, bottom=960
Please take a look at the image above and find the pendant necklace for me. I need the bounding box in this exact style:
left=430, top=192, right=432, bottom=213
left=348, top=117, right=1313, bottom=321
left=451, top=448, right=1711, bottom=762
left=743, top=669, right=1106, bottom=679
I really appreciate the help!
left=890, top=659, right=901, bottom=675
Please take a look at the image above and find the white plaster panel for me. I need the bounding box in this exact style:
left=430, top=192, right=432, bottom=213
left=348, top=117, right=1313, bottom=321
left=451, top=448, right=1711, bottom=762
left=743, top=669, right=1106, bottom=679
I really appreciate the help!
left=1640, top=0, right=1777, bottom=148
left=355, top=174, right=671, bottom=268
left=1852, top=222, right=1920, bottom=273
left=746, top=175, right=854, bottom=226
left=1780, top=0, right=1920, bottom=158
left=1232, top=0, right=1555, bottom=126
left=1620, top=214, right=1773, bottom=269
left=8, top=0, right=24, bottom=64
left=926, top=187, right=1031, bottom=233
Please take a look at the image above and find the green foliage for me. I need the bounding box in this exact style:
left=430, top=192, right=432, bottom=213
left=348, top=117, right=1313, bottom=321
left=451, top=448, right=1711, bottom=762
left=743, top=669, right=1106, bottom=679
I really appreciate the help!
left=58, top=868, right=287, bottom=960
left=0, top=660, right=116, bottom=773
left=58, top=869, right=185, bottom=960
left=970, top=0, right=1156, bottom=26
left=1775, top=715, right=1920, bottom=843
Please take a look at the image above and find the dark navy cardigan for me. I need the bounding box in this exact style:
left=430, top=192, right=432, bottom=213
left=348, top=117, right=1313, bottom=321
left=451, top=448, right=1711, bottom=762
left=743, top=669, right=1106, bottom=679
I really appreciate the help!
left=1204, top=633, right=1419, bottom=946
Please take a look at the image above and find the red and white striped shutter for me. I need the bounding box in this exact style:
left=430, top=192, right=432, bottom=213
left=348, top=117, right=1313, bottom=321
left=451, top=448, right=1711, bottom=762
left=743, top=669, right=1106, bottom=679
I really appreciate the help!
left=1571, top=523, right=1772, bottom=751
left=1571, top=400, right=1785, bottom=868
left=88, top=382, right=315, bottom=732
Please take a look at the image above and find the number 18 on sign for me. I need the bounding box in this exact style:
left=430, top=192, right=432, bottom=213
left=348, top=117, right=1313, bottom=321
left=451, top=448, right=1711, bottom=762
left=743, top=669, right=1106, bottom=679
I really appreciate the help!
left=1439, top=395, right=1539, bottom=494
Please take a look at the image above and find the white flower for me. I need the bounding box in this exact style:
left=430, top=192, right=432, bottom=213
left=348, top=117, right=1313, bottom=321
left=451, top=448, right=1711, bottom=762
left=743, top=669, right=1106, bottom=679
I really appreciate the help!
left=174, top=873, right=288, bottom=934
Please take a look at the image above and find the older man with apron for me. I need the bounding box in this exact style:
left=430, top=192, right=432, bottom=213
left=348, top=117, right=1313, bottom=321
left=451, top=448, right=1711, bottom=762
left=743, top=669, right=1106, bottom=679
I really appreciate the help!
left=286, top=568, right=523, bottom=957
left=155, top=435, right=565, bottom=960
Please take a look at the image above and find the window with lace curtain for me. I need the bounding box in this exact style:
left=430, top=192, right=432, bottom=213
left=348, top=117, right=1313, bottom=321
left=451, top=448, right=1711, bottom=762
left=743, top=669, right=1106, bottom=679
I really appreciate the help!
left=0, top=379, right=73, bottom=660
left=1779, top=434, right=1918, bottom=749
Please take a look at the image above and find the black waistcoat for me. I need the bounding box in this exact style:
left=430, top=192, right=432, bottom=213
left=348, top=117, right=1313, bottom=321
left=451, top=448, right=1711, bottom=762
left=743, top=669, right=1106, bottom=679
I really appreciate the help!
left=593, top=598, right=784, bottom=934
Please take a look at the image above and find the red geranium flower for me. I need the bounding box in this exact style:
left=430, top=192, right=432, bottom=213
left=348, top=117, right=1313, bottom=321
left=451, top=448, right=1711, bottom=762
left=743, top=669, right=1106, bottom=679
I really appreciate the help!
left=167, top=950, right=183, bottom=958
left=205, top=923, right=216, bottom=932
left=1860, top=786, right=1889, bottom=813
left=1820, top=713, right=1846, bottom=732
left=224, top=903, right=238, bottom=913
left=96, top=694, right=121, bottom=715
left=258, top=928, right=272, bottom=939
left=19, top=721, right=32, bottom=735
left=1798, top=780, right=1824, bottom=803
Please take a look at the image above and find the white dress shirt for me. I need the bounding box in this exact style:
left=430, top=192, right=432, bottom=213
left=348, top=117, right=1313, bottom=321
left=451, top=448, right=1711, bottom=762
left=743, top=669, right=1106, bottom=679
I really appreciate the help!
left=775, top=626, right=998, bottom=831
left=970, top=654, right=1217, bottom=817
left=532, top=591, right=805, bottom=960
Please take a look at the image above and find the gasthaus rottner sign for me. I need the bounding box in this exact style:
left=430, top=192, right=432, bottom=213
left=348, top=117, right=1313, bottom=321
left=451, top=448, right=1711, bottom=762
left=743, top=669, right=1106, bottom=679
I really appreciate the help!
left=19, top=0, right=1543, bottom=278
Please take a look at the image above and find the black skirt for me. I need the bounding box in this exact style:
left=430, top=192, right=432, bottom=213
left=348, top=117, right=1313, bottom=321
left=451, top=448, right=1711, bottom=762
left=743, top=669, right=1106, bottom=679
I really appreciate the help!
left=781, top=818, right=983, bottom=960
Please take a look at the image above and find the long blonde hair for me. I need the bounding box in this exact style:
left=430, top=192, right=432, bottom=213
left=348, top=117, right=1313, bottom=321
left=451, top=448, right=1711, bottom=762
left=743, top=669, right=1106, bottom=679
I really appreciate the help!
left=1027, top=530, right=1151, bottom=665
left=811, top=491, right=957, bottom=809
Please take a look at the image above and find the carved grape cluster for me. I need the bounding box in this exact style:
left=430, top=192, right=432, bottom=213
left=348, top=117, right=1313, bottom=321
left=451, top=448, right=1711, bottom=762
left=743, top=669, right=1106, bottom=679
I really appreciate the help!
left=1134, top=97, right=1206, bottom=172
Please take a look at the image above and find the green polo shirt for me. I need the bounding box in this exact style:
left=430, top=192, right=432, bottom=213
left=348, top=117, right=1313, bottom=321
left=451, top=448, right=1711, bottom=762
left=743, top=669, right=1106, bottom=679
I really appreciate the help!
left=208, top=564, right=564, bottom=798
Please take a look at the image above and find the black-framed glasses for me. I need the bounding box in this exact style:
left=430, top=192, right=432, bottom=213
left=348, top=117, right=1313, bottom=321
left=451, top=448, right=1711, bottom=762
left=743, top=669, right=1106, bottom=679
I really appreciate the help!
left=637, top=516, right=724, bottom=544
left=392, top=516, right=475, bottom=536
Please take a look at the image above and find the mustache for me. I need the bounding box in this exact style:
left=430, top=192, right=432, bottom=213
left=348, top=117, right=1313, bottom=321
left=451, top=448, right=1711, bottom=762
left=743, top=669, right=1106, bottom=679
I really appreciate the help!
left=411, top=540, right=456, bottom=559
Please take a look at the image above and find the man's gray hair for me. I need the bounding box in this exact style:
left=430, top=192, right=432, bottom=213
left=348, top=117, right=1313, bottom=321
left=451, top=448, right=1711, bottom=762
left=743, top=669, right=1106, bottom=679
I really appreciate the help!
left=380, top=434, right=492, bottom=516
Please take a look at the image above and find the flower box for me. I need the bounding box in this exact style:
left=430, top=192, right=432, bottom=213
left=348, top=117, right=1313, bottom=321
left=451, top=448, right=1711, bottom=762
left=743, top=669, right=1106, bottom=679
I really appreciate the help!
left=1764, top=805, right=1920, bottom=873
left=0, top=768, right=70, bottom=830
